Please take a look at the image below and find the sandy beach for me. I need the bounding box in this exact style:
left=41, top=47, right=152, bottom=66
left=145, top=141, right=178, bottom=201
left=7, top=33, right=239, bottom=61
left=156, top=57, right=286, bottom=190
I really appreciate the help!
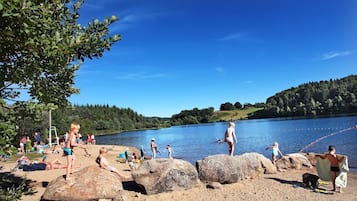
left=1, top=144, right=356, bottom=201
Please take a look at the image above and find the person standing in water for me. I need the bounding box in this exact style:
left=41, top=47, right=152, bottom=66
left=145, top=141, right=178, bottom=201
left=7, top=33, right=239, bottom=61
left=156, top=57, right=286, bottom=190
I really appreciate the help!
left=224, top=122, right=237, bottom=156
left=150, top=138, right=158, bottom=159
left=166, top=144, right=173, bottom=159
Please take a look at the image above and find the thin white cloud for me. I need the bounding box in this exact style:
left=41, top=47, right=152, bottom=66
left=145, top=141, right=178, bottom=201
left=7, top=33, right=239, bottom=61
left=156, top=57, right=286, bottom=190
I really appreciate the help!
left=115, top=72, right=167, bottom=80
left=320, top=51, right=353, bottom=60
left=81, top=3, right=102, bottom=10
left=114, top=12, right=165, bottom=31
left=218, top=33, right=245, bottom=41
left=120, top=14, right=138, bottom=24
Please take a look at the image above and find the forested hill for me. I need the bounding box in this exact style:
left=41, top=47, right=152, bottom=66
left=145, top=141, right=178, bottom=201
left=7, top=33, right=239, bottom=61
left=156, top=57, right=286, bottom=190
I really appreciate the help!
left=250, top=75, right=357, bottom=118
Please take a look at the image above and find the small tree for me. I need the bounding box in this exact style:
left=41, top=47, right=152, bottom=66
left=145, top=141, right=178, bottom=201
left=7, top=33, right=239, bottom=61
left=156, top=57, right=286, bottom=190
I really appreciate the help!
left=234, top=101, right=242, bottom=110
left=0, top=0, right=120, bottom=153
left=220, top=102, right=234, bottom=111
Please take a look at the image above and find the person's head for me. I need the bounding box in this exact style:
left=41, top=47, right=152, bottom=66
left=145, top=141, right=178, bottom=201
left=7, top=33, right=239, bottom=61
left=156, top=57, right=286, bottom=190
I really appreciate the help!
left=273, top=142, right=279, bottom=147
left=229, top=122, right=235, bottom=127
left=328, top=145, right=336, bottom=153
left=151, top=138, right=155, bottom=141
left=99, top=147, right=108, bottom=155
left=70, top=123, right=80, bottom=134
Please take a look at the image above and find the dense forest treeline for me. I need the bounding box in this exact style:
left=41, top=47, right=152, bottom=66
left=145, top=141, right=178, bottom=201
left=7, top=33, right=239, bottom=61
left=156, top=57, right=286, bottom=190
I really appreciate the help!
left=249, top=75, right=357, bottom=118
left=15, top=75, right=357, bottom=140
left=50, top=105, right=171, bottom=136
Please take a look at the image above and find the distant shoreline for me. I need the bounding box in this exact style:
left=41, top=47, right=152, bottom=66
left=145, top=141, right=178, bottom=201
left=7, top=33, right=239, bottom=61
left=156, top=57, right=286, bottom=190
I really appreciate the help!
left=95, top=113, right=357, bottom=137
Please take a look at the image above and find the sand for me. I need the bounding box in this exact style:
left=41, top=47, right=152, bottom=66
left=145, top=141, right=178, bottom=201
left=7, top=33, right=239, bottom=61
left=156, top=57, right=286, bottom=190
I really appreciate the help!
left=1, top=144, right=356, bottom=201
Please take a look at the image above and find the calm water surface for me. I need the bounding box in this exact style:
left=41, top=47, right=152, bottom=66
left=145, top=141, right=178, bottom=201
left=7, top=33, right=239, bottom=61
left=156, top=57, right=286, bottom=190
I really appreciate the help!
left=96, top=116, right=357, bottom=168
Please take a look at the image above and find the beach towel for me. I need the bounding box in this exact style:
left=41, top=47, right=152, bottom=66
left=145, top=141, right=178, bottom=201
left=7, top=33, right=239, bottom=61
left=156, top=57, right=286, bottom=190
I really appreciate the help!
left=316, top=154, right=348, bottom=183
left=335, top=157, right=349, bottom=188
left=22, top=163, right=47, bottom=171
left=316, top=156, right=331, bottom=181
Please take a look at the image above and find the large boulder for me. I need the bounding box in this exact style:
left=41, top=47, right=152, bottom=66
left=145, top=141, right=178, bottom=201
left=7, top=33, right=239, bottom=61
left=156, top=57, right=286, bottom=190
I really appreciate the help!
left=276, top=153, right=313, bottom=170
left=236, top=152, right=277, bottom=175
left=41, top=165, right=126, bottom=201
left=196, top=154, right=240, bottom=184
left=132, top=159, right=200, bottom=195
left=196, top=153, right=276, bottom=184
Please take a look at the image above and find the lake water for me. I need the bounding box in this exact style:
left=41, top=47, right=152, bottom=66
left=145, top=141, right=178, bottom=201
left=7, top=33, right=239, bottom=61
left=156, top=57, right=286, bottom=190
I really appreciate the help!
left=96, top=116, right=357, bottom=169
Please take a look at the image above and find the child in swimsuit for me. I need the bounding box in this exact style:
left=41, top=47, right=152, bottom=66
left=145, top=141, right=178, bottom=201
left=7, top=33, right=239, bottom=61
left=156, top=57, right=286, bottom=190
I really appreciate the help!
left=265, top=142, right=283, bottom=164
left=97, top=147, right=129, bottom=179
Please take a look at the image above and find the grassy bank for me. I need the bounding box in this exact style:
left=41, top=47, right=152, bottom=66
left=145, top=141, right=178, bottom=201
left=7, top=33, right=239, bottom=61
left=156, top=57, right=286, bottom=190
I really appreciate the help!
left=210, top=107, right=263, bottom=122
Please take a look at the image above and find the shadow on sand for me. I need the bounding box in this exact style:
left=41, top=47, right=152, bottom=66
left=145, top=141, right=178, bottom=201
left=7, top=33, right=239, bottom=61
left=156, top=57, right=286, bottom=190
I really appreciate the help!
left=0, top=171, right=37, bottom=199
left=265, top=177, right=334, bottom=195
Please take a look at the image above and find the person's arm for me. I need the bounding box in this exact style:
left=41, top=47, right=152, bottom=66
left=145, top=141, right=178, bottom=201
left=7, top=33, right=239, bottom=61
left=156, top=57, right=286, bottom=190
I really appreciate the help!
left=278, top=149, right=283, bottom=156
left=265, top=146, right=273, bottom=150
left=315, top=154, right=325, bottom=159
left=70, top=135, right=84, bottom=148
left=338, top=155, right=345, bottom=162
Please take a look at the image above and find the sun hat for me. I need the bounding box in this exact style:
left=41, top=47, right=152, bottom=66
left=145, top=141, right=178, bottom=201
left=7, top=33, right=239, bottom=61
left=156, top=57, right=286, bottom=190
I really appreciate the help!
left=151, top=138, right=155, bottom=141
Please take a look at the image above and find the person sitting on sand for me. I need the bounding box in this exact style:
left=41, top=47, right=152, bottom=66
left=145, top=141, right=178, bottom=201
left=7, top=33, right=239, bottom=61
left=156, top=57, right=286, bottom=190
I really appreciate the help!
left=265, top=142, right=283, bottom=164
left=129, top=153, right=139, bottom=170
left=96, top=147, right=129, bottom=179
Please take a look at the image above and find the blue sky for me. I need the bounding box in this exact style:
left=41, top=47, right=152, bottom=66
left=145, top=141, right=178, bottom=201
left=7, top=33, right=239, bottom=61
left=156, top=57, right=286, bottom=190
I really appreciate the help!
left=70, top=0, right=357, bottom=117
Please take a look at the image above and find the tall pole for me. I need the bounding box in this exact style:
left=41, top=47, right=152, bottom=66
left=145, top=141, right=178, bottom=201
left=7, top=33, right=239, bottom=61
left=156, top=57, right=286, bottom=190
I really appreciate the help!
left=49, top=109, right=52, bottom=147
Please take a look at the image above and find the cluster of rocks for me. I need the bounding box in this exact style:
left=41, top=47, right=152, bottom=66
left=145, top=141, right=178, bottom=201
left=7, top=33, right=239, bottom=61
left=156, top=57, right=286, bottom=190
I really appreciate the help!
left=41, top=152, right=313, bottom=201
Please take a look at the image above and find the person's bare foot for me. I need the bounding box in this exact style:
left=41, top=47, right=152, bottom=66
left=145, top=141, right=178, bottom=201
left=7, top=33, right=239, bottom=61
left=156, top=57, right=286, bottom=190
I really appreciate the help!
left=65, top=177, right=75, bottom=185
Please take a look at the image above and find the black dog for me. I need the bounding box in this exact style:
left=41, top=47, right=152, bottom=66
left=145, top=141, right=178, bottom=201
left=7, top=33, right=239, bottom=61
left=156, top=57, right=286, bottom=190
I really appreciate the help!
left=302, top=173, right=319, bottom=189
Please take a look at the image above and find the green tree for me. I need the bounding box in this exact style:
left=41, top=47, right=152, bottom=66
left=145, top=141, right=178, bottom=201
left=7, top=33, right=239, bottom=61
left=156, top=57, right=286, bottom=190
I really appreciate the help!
left=234, top=101, right=242, bottom=109
left=220, top=102, right=234, bottom=111
left=0, top=0, right=120, bottom=153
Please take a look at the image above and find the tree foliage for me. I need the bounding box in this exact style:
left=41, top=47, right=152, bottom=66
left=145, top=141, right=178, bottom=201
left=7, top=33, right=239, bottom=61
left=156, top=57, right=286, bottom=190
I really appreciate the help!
left=13, top=104, right=171, bottom=142
left=220, top=102, right=235, bottom=111
left=250, top=75, right=357, bottom=118
left=0, top=0, right=120, bottom=154
left=171, top=107, right=214, bottom=125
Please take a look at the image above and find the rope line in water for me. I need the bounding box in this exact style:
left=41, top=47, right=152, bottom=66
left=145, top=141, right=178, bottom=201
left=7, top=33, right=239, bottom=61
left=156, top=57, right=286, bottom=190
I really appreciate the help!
left=274, top=127, right=348, bottom=132
left=299, top=127, right=356, bottom=153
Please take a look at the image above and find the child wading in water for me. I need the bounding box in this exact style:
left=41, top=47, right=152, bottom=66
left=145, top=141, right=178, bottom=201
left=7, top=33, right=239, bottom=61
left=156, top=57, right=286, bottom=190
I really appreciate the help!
left=265, top=142, right=283, bottom=164
left=316, top=145, right=345, bottom=192
left=96, top=147, right=129, bottom=179
left=166, top=144, right=173, bottom=159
